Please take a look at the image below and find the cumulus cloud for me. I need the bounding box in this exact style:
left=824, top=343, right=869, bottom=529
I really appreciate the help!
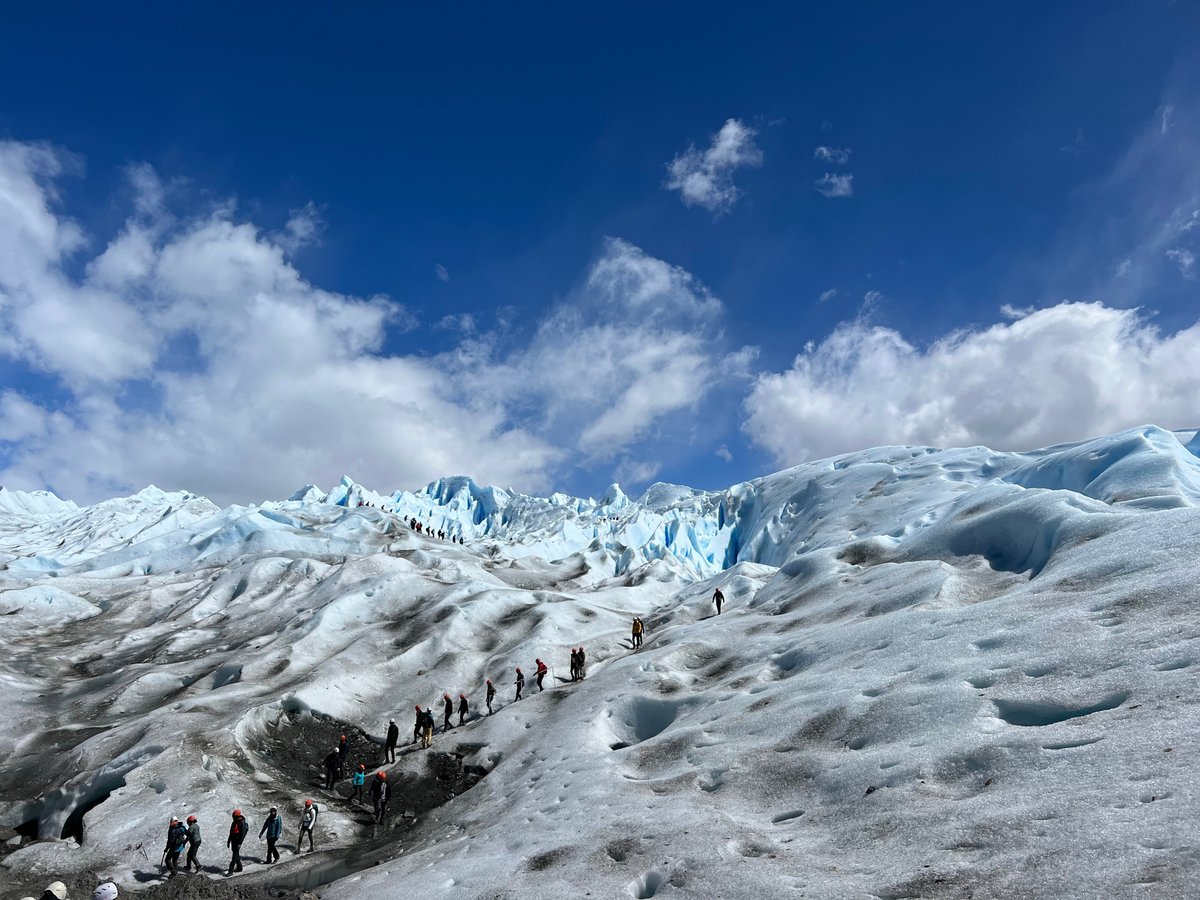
left=0, top=143, right=752, bottom=504
left=814, top=146, right=852, bottom=165
left=0, top=142, right=563, bottom=504
left=665, top=119, right=763, bottom=216
left=814, top=173, right=854, bottom=198
left=744, top=301, right=1200, bottom=466
left=474, top=238, right=755, bottom=462
left=435, top=262, right=450, bottom=282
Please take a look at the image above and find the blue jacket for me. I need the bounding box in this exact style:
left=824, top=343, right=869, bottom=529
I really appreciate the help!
left=260, top=814, right=282, bottom=840
left=352, top=771, right=366, bottom=786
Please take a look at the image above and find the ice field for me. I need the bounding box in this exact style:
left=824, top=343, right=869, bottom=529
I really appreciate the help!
left=2, top=425, right=1200, bottom=898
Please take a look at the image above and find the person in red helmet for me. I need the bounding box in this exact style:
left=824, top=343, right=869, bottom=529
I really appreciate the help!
left=351, top=764, right=367, bottom=803
left=442, top=692, right=454, bottom=733
left=297, top=799, right=318, bottom=853
left=385, top=718, right=399, bottom=762
left=370, top=771, right=390, bottom=822
left=226, top=809, right=247, bottom=875
left=485, top=679, right=496, bottom=715
left=412, top=705, right=423, bottom=745
left=535, top=658, right=548, bottom=691
left=458, top=693, right=468, bottom=726
left=577, top=646, right=586, bottom=679
left=514, top=667, right=524, bottom=701
left=164, top=816, right=187, bottom=876
left=184, top=814, right=202, bottom=872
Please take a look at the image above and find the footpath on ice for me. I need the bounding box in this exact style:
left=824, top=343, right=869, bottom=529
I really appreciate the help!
left=2, top=424, right=1200, bottom=898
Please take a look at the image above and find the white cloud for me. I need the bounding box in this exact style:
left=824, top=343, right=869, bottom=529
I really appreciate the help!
left=1166, top=247, right=1196, bottom=278
left=818, top=288, right=838, bottom=304
left=814, top=146, right=852, bottom=165
left=665, top=119, right=763, bottom=216
left=613, top=458, right=661, bottom=487
left=715, top=444, right=733, bottom=462
left=476, top=238, right=755, bottom=462
left=276, top=202, right=323, bottom=255
left=815, top=173, right=854, bottom=198
left=1115, top=259, right=1132, bottom=278
left=1162, top=104, right=1175, bottom=136
left=744, top=301, right=1200, bottom=466
left=0, top=141, right=563, bottom=504
left=435, top=262, right=450, bottom=283
left=0, top=144, right=753, bottom=504
left=1000, top=303, right=1035, bottom=319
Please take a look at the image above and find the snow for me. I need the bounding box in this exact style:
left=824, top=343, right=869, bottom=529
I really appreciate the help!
left=1, top=424, right=1200, bottom=897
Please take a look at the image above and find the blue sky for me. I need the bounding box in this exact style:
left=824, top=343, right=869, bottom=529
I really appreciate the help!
left=1, top=2, right=1199, bottom=505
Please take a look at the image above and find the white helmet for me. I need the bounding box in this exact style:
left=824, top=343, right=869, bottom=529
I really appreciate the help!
left=93, top=883, right=119, bottom=900
left=46, top=884, right=69, bottom=900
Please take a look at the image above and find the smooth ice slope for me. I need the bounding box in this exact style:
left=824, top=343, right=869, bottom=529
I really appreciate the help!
left=1, top=425, right=1200, bottom=898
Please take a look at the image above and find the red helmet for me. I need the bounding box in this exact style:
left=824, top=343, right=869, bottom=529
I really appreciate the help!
left=358, top=763, right=365, bottom=771
left=378, top=771, right=387, bottom=780
left=415, top=704, right=421, bottom=710
left=304, top=799, right=313, bottom=807
left=516, top=666, right=522, bottom=672
left=232, top=809, right=241, bottom=817
left=459, top=693, right=466, bottom=698
left=340, top=734, right=346, bottom=741
left=486, top=679, right=492, bottom=685
left=186, top=815, right=197, bottom=823
left=444, top=692, right=450, bottom=698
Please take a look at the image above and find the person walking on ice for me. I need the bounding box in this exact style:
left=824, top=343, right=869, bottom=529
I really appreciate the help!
left=323, top=748, right=340, bottom=790
left=297, top=799, right=318, bottom=853
left=535, top=658, right=549, bottom=691
left=713, top=587, right=724, bottom=615
left=514, top=667, right=524, bottom=701
left=259, top=807, right=281, bottom=863
left=442, top=692, right=454, bottom=732
left=385, top=719, right=399, bottom=762
left=370, top=771, right=390, bottom=822
left=577, top=646, right=586, bottom=679
left=164, top=817, right=187, bottom=877
left=351, top=764, right=366, bottom=803
left=411, top=705, right=423, bottom=744
left=486, top=679, right=496, bottom=715
left=632, top=616, right=644, bottom=648
left=458, top=692, right=469, bottom=725
left=226, top=809, right=247, bottom=875
left=184, top=814, right=202, bottom=872
left=420, top=707, right=435, bottom=748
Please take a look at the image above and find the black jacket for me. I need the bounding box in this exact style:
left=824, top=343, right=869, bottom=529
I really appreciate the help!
left=324, top=751, right=340, bottom=772
left=228, top=815, right=247, bottom=846
left=386, top=722, right=400, bottom=746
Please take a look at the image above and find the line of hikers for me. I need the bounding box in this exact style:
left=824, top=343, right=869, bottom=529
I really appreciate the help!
left=353, top=499, right=466, bottom=543
left=151, top=597, right=730, bottom=884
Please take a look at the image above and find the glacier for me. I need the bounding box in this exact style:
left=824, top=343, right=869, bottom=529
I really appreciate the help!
left=0, top=425, right=1199, bottom=898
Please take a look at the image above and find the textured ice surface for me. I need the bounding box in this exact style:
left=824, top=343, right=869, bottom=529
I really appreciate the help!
left=1, top=425, right=1199, bottom=898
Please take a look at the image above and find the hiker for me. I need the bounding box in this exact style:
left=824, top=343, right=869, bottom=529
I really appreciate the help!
left=337, top=734, right=349, bottom=775
left=535, top=658, right=548, bottom=691
left=184, top=814, right=202, bottom=872
left=297, top=799, right=318, bottom=852
left=91, top=884, right=118, bottom=900
left=577, top=646, right=586, bottom=679
left=370, top=771, right=390, bottom=822
left=485, top=679, right=496, bottom=714
left=164, top=817, right=187, bottom=876
left=226, top=809, right=247, bottom=875
left=259, top=807, right=282, bottom=863
left=458, top=692, right=468, bottom=725
left=386, top=719, right=399, bottom=762
left=412, top=705, right=423, bottom=744
left=569, top=648, right=579, bottom=682
left=713, top=587, right=724, bottom=615
left=632, top=616, right=644, bottom=648
left=38, top=884, right=68, bottom=900
left=324, top=748, right=340, bottom=789
left=420, top=707, right=435, bottom=748
left=514, top=667, right=524, bottom=701
left=351, top=764, right=366, bottom=803
left=442, top=692, right=454, bottom=732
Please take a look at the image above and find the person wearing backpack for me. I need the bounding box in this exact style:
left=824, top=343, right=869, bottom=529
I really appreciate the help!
left=420, top=707, right=435, bottom=748
left=458, top=693, right=468, bottom=725
left=485, top=679, right=496, bottom=715
left=164, top=817, right=187, bottom=877
left=442, top=692, right=454, bottom=732
left=259, top=807, right=282, bottom=863
left=535, top=658, right=548, bottom=691
left=184, top=814, right=202, bottom=872
left=514, top=667, right=524, bottom=701
left=297, top=799, right=318, bottom=852
left=351, top=764, right=366, bottom=803
left=577, top=646, right=586, bottom=679
left=411, top=705, right=423, bottom=744
left=323, top=748, right=340, bottom=790
left=226, top=809, right=247, bottom=875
